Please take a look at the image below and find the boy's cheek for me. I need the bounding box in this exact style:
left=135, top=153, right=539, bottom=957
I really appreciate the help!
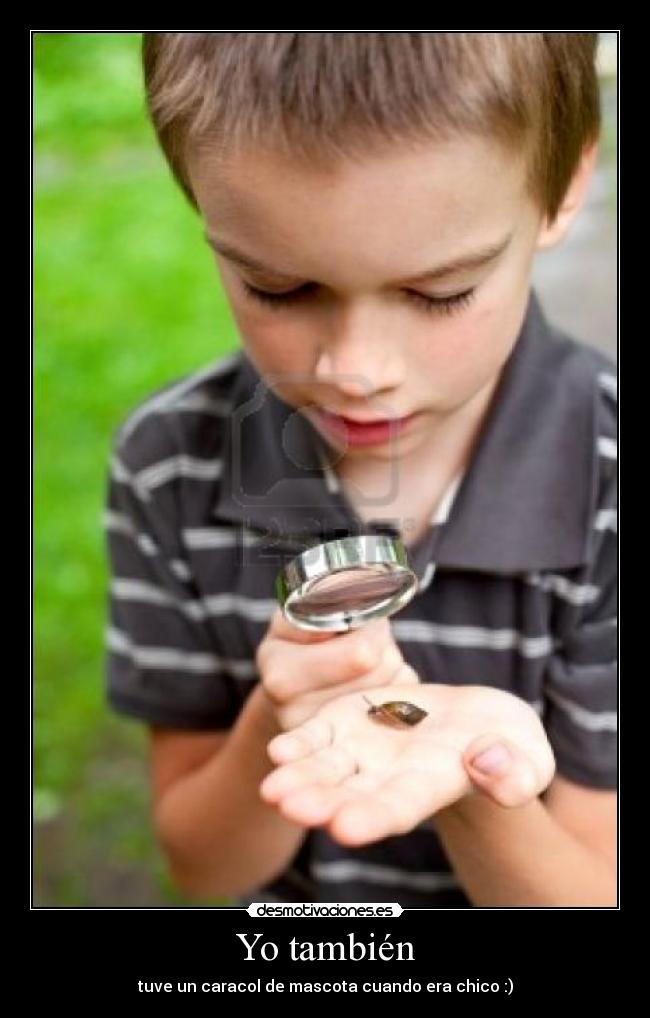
left=461, top=283, right=532, bottom=366
left=236, top=314, right=316, bottom=377
left=215, top=275, right=277, bottom=353
left=420, top=305, right=501, bottom=378
left=418, top=301, right=521, bottom=408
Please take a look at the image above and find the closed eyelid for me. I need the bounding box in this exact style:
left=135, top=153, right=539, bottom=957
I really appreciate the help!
left=240, top=278, right=477, bottom=316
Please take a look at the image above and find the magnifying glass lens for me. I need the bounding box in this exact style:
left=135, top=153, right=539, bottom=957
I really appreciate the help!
left=289, top=567, right=413, bottom=619
left=277, top=535, right=419, bottom=631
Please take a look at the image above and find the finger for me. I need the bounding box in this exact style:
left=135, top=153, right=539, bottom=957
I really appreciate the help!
left=260, top=745, right=356, bottom=803
left=276, top=783, right=354, bottom=828
left=329, top=768, right=442, bottom=845
left=282, top=647, right=417, bottom=724
left=463, top=733, right=554, bottom=807
left=261, top=624, right=393, bottom=701
left=269, top=610, right=390, bottom=646
left=268, top=607, right=340, bottom=645
left=267, top=716, right=334, bottom=764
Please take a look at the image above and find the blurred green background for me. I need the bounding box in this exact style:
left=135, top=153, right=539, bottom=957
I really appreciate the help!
left=34, top=32, right=617, bottom=907
left=35, top=32, right=239, bottom=905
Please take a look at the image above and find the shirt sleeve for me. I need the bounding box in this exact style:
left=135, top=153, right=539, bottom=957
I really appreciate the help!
left=103, top=416, right=243, bottom=731
left=542, top=468, right=617, bottom=789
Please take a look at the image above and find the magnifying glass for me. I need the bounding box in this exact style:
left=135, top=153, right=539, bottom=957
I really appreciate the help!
left=275, top=529, right=419, bottom=632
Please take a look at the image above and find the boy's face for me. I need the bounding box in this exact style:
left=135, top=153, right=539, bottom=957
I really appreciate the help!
left=188, top=136, right=559, bottom=463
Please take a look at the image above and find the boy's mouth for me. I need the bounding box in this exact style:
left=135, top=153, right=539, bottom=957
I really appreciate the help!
left=309, top=407, right=419, bottom=448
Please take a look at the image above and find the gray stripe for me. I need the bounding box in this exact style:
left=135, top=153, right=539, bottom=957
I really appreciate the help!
left=167, top=394, right=231, bottom=417
left=170, top=558, right=192, bottom=581
left=136, top=455, right=222, bottom=492
left=110, top=456, right=152, bottom=502
left=559, top=660, right=617, bottom=681
left=598, top=373, right=617, bottom=401
left=107, top=625, right=219, bottom=672
left=598, top=437, right=617, bottom=460
left=112, top=580, right=276, bottom=627
left=546, top=687, right=617, bottom=732
left=525, top=572, right=600, bottom=605
left=118, top=353, right=240, bottom=441
left=110, top=455, right=134, bottom=485
left=213, top=657, right=257, bottom=680
left=111, top=578, right=205, bottom=621
left=392, top=619, right=552, bottom=657
left=107, top=625, right=256, bottom=677
left=310, top=860, right=458, bottom=892
left=594, top=509, right=617, bottom=533
left=106, top=509, right=203, bottom=574
left=183, top=527, right=265, bottom=549
left=137, top=534, right=157, bottom=556
left=105, top=511, right=160, bottom=557
left=418, top=562, right=436, bottom=594
left=203, top=594, right=276, bottom=622
left=104, top=509, right=135, bottom=537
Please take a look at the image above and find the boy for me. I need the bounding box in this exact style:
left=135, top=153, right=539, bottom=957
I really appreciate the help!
left=105, top=33, right=617, bottom=907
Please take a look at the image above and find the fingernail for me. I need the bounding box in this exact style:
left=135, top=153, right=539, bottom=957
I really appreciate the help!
left=470, top=744, right=511, bottom=776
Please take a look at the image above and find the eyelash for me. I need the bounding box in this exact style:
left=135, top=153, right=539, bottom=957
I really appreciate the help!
left=241, top=280, right=476, bottom=316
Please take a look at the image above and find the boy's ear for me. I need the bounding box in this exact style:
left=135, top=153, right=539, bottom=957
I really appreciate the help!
left=535, top=142, right=600, bottom=251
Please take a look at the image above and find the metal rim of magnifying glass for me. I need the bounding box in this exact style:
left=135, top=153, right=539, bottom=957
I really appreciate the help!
left=275, top=533, right=419, bottom=632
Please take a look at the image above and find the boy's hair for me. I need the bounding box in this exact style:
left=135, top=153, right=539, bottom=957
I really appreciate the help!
left=142, top=32, right=600, bottom=222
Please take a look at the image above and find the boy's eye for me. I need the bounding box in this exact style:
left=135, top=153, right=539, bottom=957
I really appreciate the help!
left=240, top=280, right=476, bottom=316
left=404, top=288, right=476, bottom=315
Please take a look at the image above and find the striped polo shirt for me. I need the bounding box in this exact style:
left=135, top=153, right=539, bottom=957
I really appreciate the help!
left=104, top=289, right=617, bottom=908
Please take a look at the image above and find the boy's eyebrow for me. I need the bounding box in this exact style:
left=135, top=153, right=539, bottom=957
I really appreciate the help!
left=204, top=232, right=513, bottom=284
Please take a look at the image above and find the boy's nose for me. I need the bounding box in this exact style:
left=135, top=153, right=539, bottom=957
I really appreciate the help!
left=313, top=304, right=406, bottom=396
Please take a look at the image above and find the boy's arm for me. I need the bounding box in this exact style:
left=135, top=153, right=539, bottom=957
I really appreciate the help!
left=432, top=777, right=616, bottom=907
left=105, top=422, right=308, bottom=900
left=151, top=683, right=306, bottom=900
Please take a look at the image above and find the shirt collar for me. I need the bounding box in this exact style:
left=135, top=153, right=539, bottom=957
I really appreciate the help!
left=214, top=290, right=598, bottom=573
left=433, top=290, right=598, bottom=572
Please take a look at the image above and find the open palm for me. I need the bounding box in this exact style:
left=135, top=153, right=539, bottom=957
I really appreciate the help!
left=260, top=683, right=555, bottom=846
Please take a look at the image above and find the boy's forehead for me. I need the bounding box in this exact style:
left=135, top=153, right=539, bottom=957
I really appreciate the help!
left=188, top=136, right=533, bottom=286
left=190, top=135, right=528, bottom=237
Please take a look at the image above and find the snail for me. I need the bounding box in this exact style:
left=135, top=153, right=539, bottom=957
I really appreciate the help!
left=362, top=695, right=428, bottom=728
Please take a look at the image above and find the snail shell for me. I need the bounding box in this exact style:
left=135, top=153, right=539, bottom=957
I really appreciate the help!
left=365, top=699, right=428, bottom=727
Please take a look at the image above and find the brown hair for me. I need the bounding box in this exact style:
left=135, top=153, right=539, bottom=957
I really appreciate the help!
left=142, top=32, right=600, bottom=221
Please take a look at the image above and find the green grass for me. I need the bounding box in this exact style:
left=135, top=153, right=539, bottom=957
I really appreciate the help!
left=35, top=32, right=238, bottom=905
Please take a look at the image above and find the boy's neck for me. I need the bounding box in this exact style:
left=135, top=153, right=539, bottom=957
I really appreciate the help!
left=329, top=370, right=502, bottom=544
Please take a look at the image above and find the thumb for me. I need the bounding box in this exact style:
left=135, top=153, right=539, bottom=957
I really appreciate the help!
left=463, top=734, right=542, bottom=808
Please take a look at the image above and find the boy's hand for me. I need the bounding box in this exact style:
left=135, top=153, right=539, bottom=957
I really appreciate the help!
left=259, top=683, right=556, bottom=845
left=256, top=609, right=418, bottom=730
